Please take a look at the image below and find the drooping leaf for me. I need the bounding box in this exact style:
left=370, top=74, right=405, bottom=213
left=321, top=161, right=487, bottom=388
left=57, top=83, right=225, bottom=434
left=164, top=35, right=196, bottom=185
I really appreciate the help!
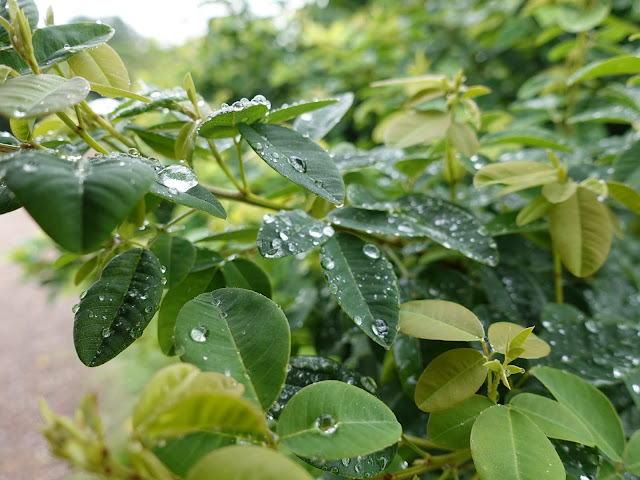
left=399, top=299, right=485, bottom=342
left=293, top=92, right=353, bottom=141
left=222, top=258, right=272, bottom=298
left=266, top=99, right=338, bottom=124
left=383, top=110, right=451, bottom=148
left=73, top=248, right=163, bottom=366
left=624, top=430, right=640, bottom=475
left=186, top=445, right=314, bottom=480
left=0, top=23, right=115, bottom=72
left=427, top=395, right=494, bottom=449
left=174, top=289, right=290, bottom=410
left=303, top=444, right=397, bottom=479
left=67, top=43, right=129, bottom=90
left=568, top=55, right=640, bottom=85
left=0, top=0, right=38, bottom=46
left=0, top=74, right=90, bottom=118
left=257, top=209, right=334, bottom=258
left=532, top=366, right=626, bottom=461
left=238, top=122, right=345, bottom=205
left=319, top=233, right=399, bottom=348
left=549, top=187, right=612, bottom=277
left=198, top=96, right=270, bottom=138
left=4, top=151, right=155, bottom=253
left=150, top=235, right=196, bottom=289
left=606, top=181, right=640, bottom=215
left=488, top=322, right=550, bottom=359
left=278, top=380, right=402, bottom=460
left=470, top=405, right=565, bottom=480
left=414, top=348, right=488, bottom=412
left=509, top=393, right=595, bottom=445
left=157, top=267, right=223, bottom=356
left=481, top=127, right=572, bottom=151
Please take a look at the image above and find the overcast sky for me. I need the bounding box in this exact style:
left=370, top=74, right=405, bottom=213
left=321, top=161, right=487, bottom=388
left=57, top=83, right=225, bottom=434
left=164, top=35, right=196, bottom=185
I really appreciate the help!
left=45, top=0, right=310, bottom=46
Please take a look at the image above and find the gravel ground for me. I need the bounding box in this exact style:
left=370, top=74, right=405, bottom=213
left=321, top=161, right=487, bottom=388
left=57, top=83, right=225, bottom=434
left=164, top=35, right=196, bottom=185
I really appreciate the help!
left=0, top=209, right=88, bottom=480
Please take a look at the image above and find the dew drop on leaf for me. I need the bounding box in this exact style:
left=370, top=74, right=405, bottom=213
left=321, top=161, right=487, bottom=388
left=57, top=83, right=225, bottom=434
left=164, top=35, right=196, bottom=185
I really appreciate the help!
left=362, top=243, right=381, bottom=259
left=157, top=165, right=198, bottom=192
left=101, top=327, right=112, bottom=338
left=174, top=345, right=186, bottom=356
left=371, top=318, right=388, bottom=338
left=321, top=257, right=335, bottom=270
left=315, top=413, right=339, bottom=434
left=72, top=303, right=79, bottom=313
left=190, top=325, right=209, bottom=342
left=288, top=155, right=307, bottom=173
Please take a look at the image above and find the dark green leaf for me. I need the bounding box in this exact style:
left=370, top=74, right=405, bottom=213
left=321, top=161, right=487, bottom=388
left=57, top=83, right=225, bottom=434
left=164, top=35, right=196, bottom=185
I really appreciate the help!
left=150, top=235, right=196, bottom=289
left=151, top=183, right=226, bottom=220
left=278, top=380, right=402, bottom=460
left=612, top=139, right=640, bottom=189
left=392, top=334, right=422, bottom=398
left=238, top=123, right=345, bottom=205
left=73, top=248, right=163, bottom=366
left=568, top=55, right=640, bottom=85
left=293, top=92, right=353, bottom=141
left=4, top=151, right=155, bottom=253
left=195, top=227, right=259, bottom=244
left=257, top=209, right=334, bottom=258
left=0, top=180, right=21, bottom=214
left=174, top=289, right=290, bottom=410
left=303, top=444, right=397, bottom=479
left=320, top=233, right=399, bottom=348
left=222, top=258, right=272, bottom=298
left=266, top=99, right=338, bottom=124
left=427, top=395, right=494, bottom=449
left=153, top=432, right=235, bottom=478
left=485, top=211, right=547, bottom=236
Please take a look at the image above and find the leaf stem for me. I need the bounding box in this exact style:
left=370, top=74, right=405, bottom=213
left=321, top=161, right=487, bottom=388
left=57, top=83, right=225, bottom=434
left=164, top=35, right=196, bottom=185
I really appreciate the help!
left=553, top=246, right=564, bottom=304
left=56, top=111, right=109, bottom=155
left=80, top=101, right=137, bottom=149
left=401, top=434, right=431, bottom=458
left=147, top=208, right=197, bottom=248
left=207, top=139, right=244, bottom=192
left=203, top=183, right=289, bottom=211
left=234, top=136, right=250, bottom=194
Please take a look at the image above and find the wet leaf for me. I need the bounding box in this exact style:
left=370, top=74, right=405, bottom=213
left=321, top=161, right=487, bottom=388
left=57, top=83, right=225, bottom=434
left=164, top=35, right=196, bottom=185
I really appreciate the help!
left=222, top=258, right=271, bottom=298
left=303, top=444, right=397, bottom=479
left=471, top=405, right=565, bottom=480
left=150, top=235, right=196, bottom=289
left=320, top=233, right=399, bottom=348
left=399, top=299, right=484, bottom=342
left=0, top=0, right=38, bottom=46
left=257, top=210, right=334, bottom=259
left=0, top=181, right=21, bottom=214
left=612, top=139, right=640, bottom=189
left=67, top=43, right=129, bottom=90
left=174, top=289, right=290, bottom=410
left=278, top=381, right=402, bottom=460
left=266, top=98, right=338, bottom=124
left=427, top=395, right=494, bottom=449
left=392, top=334, right=422, bottom=398
left=73, top=248, right=163, bottom=366
left=199, top=96, right=269, bottom=138
left=568, top=55, right=640, bottom=85
left=113, top=87, right=188, bottom=119
left=414, top=348, right=488, bottom=412
left=293, top=92, right=353, bottom=141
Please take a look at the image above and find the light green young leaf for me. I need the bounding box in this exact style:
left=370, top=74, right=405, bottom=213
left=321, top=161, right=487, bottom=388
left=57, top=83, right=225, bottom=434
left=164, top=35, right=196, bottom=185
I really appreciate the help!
left=606, top=181, right=640, bottom=215
left=474, top=161, right=559, bottom=189
left=488, top=322, right=550, bottom=359
left=447, top=121, right=479, bottom=157
left=73, top=248, right=163, bottom=366
left=399, top=299, right=484, bottom=342
left=568, top=55, right=640, bottom=85
left=623, top=430, right=640, bottom=475
left=542, top=181, right=578, bottom=204
left=67, top=43, right=130, bottom=90
left=516, top=195, right=551, bottom=226
left=471, top=405, right=565, bottom=480
left=0, top=0, right=38, bottom=46
left=532, top=366, right=625, bottom=461
left=414, top=348, right=488, bottom=412
left=480, top=127, right=572, bottom=151
left=278, top=381, right=402, bottom=460
left=427, top=395, right=494, bottom=449
left=581, top=177, right=608, bottom=198
left=383, top=110, right=451, bottom=148
left=555, top=3, right=609, bottom=33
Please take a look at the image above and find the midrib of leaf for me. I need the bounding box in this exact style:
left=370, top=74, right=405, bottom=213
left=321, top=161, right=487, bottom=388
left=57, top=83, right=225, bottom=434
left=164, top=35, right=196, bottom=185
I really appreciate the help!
left=282, top=419, right=396, bottom=438
left=507, top=411, right=522, bottom=480
left=421, top=357, right=484, bottom=405
left=511, top=405, right=592, bottom=443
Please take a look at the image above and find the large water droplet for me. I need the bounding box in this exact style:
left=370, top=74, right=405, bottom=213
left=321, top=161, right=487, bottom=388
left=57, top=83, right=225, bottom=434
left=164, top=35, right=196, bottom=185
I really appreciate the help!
left=72, top=304, right=79, bottom=313
left=288, top=155, right=306, bottom=173
left=309, top=225, right=323, bottom=238
left=321, top=257, right=335, bottom=270
left=190, top=325, right=209, bottom=342
left=371, top=318, right=389, bottom=338
left=315, top=413, right=339, bottom=434
left=362, top=243, right=380, bottom=259
left=157, top=165, right=198, bottom=192
left=102, top=327, right=112, bottom=338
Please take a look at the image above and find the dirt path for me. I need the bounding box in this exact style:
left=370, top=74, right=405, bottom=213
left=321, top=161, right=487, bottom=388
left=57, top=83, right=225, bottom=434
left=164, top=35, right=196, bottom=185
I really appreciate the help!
left=0, top=209, right=88, bottom=480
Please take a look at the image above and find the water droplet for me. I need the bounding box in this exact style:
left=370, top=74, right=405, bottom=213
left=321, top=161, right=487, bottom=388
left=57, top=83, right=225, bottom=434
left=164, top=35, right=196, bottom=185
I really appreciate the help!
left=371, top=319, right=388, bottom=338
left=341, top=458, right=351, bottom=466
left=288, top=155, right=306, bottom=173
left=144, top=306, right=153, bottom=314
left=633, top=384, right=640, bottom=394
left=79, top=290, right=87, bottom=299
left=398, top=222, right=413, bottom=233
left=128, top=147, right=140, bottom=156
left=354, top=315, right=363, bottom=326
left=174, top=345, right=186, bottom=356
left=309, top=225, right=323, bottom=238
left=321, top=257, right=335, bottom=270
left=157, top=165, right=198, bottom=192
left=315, top=413, right=339, bottom=434
left=102, top=327, right=112, bottom=338
left=254, top=142, right=263, bottom=151
left=376, top=456, right=388, bottom=469
left=72, top=304, right=79, bottom=313
left=362, top=243, right=380, bottom=259
left=190, top=325, right=209, bottom=342
left=98, top=294, right=105, bottom=302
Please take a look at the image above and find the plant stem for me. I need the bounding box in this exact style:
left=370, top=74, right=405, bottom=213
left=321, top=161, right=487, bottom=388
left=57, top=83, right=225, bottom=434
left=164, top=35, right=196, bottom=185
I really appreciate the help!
left=207, top=139, right=244, bottom=192
left=203, top=183, right=289, bottom=211
left=401, top=434, right=431, bottom=458
left=56, top=111, right=109, bottom=155
left=80, top=101, right=137, bottom=149
left=146, top=208, right=197, bottom=248
left=234, top=136, right=250, bottom=193
left=401, top=435, right=443, bottom=451
left=553, top=247, right=564, bottom=304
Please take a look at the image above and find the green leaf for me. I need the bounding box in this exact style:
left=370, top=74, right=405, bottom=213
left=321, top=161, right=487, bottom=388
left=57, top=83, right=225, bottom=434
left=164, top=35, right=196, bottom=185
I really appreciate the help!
left=486, top=210, right=546, bottom=235
left=399, top=299, right=484, bottom=342
left=73, top=248, right=163, bottom=366
left=447, top=121, right=479, bottom=157
left=4, top=151, right=155, bottom=253
left=568, top=106, right=640, bottom=125
left=293, top=92, right=353, bottom=141
left=549, top=188, right=612, bottom=277
left=150, top=164, right=226, bottom=219
left=532, top=366, right=625, bottom=461
left=0, top=181, right=21, bottom=214
left=0, top=23, right=115, bottom=72
left=383, top=110, right=451, bottom=148
left=328, top=195, right=499, bottom=266
left=543, top=181, right=578, bottom=203
left=606, top=181, right=640, bottom=215
left=470, top=405, right=565, bottom=480
left=186, top=445, right=314, bottom=480
left=113, top=88, right=187, bottom=119
left=568, top=55, right=640, bottom=85
left=474, top=160, right=559, bottom=189
left=509, top=393, right=595, bottom=445
left=238, top=123, right=345, bottom=205
left=222, top=258, right=272, bottom=298
left=462, top=85, right=492, bottom=99
left=278, top=380, right=402, bottom=460
left=175, top=121, right=199, bottom=162
left=0, top=0, right=38, bottom=46
left=150, top=235, right=196, bottom=289
left=153, top=432, right=235, bottom=478
left=319, top=233, right=399, bottom=348
left=488, top=322, right=550, bottom=359
left=623, top=430, right=640, bottom=475
left=414, top=348, right=488, bottom=412
left=198, top=97, right=269, bottom=138
left=257, top=210, right=334, bottom=258
left=174, top=289, right=290, bottom=410
left=612, top=139, right=640, bottom=189
left=266, top=99, right=338, bottom=124
left=392, top=334, right=422, bottom=398
left=67, top=43, right=129, bottom=90
left=196, top=227, right=259, bottom=244
left=0, top=74, right=90, bottom=118
left=480, top=127, right=572, bottom=151
left=89, top=83, right=150, bottom=103
left=10, top=117, right=31, bottom=141
left=581, top=177, right=608, bottom=198
left=556, top=3, right=609, bottom=33
left=427, top=395, right=494, bottom=449
left=157, top=267, right=223, bottom=356
left=303, top=444, right=397, bottom=479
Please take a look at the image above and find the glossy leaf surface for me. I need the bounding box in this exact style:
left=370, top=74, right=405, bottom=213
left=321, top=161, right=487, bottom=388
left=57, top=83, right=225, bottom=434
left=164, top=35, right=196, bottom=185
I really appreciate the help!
left=399, top=299, right=484, bottom=342
left=266, top=98, right=338, bottom=124
left=292, top=91, right=353, bottom=140
left=257, top=209, right=334, bottom=258
left=303, top=444, right=397, bottom=479
left=150, top=235, right=196, bottom=289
